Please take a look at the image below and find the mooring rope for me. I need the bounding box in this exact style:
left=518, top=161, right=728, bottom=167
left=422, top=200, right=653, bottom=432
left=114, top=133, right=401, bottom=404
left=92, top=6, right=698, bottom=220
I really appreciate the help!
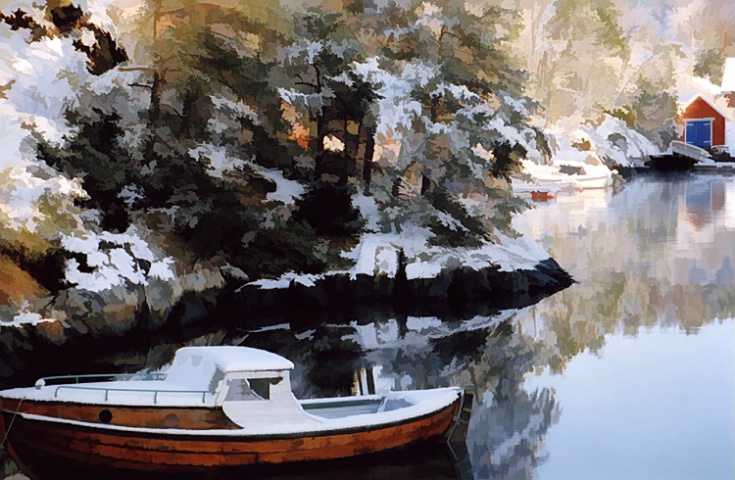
left=1, top=397, right=25, bottom=447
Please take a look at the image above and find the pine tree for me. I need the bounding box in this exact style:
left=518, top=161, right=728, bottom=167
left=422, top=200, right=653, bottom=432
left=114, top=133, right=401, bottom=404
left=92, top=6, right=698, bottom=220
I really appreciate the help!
left=352, top=1, right=533, bottom=244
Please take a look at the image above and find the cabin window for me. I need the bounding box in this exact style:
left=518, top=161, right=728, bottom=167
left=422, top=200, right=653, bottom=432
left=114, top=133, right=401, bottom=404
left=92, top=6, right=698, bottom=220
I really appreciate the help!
left=249, top=378, right=275, bottom=399
left=559, top=165, right=583, bottom=175
left=225, top=379, right=260, bottom=401
left=208, top=368, right=225, bottom=394
left=224, top=377, right=282, bottom=401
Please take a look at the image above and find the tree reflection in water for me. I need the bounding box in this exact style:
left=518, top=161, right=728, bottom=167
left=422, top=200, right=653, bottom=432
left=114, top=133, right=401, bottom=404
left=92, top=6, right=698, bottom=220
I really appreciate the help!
left=242, top=312, right=561, bottom=480
left=4, top=175, right=734, bottom=479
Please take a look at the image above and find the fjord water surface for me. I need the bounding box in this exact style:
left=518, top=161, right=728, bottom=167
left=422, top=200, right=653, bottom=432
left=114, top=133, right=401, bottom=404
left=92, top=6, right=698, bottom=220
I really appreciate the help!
left=3, top=174, right=734, bottom=480
left=244, top=173, right=734, bottom=479
left=510, top=173, right=735, bottom=480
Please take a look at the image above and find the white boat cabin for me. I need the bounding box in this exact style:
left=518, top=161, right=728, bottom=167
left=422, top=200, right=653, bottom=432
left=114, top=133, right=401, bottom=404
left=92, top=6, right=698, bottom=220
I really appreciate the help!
left=165, top=346, right=322, bottom=427
left=3, top=346, right=323, bottom=427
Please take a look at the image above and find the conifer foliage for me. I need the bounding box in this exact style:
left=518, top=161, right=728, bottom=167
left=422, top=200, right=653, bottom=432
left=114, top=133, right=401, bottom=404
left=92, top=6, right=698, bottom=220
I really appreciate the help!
left=0, top=0, right=586, bottom=286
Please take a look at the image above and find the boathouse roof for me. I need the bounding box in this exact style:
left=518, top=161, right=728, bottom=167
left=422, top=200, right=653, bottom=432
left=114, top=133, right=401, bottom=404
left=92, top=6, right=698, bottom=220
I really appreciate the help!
left=680, top=95, right=729, bottom=121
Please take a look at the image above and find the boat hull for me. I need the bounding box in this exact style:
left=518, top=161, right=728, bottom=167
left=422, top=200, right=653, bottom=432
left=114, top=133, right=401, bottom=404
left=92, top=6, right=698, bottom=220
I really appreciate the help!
left=571, top=175, right=611, bottom=189
left=1, top=397, right=461, bottom=478
left=533, top=174, right=611, bottom=189
left=0, top=397, right=239, bottom=429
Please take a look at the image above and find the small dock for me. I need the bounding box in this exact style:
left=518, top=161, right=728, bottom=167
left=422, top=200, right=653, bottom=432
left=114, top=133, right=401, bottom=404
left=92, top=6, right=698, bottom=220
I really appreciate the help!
left=693, top=162, right=735, bottom=173
left=648, top=141, right=735, bottom=172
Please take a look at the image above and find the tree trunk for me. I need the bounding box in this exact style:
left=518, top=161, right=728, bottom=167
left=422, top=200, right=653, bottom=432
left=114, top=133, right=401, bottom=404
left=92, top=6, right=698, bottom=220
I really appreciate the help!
left=149, top=0, right=163, bottom=125
left=362, top=127, right=374, bottom=194
left=180, top=82, right=197, bottom=139
left=421, top=174, right=431, bottom=195
left=339, top=116, right=350, bottom=186
left=144, top=0, right=164, bottom=162
left=422, top=95, right=439, bottom=195
left=313, top=64, right=326, bottom=180
left=365, top=366, right=376, bottom=395
left=143, top=69, right=164, bottom=162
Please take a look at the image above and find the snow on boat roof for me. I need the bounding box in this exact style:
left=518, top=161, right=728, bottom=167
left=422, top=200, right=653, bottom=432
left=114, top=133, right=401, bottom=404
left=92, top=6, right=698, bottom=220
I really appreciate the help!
left=172, top=346, right=294, bottom=372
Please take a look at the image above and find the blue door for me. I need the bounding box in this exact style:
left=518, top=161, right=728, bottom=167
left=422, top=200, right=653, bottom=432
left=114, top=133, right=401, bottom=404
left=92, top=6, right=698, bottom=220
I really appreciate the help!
left=686, top=120, right=712, bottom=147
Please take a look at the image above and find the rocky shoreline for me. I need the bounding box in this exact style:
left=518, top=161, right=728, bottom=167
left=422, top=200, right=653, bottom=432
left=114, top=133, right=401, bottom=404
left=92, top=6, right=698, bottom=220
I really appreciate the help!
left=0, top=257, right=573, bottom=386
left=236, top=258, right=574, bottom=316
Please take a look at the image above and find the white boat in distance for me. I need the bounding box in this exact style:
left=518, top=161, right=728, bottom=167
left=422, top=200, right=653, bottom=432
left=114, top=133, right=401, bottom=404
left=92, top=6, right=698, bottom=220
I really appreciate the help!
left=520, top=155, right=614, bottom=190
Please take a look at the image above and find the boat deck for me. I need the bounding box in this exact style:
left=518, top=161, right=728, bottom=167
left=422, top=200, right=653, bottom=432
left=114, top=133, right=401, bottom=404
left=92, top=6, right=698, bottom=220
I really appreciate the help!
left=300, top=396, right=417, bottom=419
left=302, top=397, right=383, bottom=419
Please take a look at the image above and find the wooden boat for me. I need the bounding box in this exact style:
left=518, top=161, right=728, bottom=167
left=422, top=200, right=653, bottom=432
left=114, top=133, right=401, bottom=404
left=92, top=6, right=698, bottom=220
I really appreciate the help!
left=0, top=346, right=472, bottom=478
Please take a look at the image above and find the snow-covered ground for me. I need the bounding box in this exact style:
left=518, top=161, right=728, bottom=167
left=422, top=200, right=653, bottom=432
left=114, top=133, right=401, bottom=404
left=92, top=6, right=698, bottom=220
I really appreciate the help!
left=545, top=115, right=660, bottom=169
left=0, top=1, right=560, bottom=327
left=245, top=193, right=553, bottom=291
left=61, top=227, right=177, bottom=290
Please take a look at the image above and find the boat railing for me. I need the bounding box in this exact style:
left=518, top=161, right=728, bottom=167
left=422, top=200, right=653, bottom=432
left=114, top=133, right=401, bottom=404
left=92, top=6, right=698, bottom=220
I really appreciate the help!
left=36, top=372, right=167, bottom=387
left=53, top=385, right=210, bottom=404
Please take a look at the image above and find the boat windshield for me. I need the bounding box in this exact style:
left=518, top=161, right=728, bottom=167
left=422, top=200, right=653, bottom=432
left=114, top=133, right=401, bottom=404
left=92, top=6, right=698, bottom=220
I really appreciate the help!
left=208, top=368, right=225, bottom=393
left=559, top=164, right=583, bottom=175
left=224, top=376, right=283, bottom=401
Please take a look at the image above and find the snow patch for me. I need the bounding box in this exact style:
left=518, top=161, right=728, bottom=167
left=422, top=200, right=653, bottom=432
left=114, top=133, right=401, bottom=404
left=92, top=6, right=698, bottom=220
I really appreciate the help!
left=0, top=164, right=86, bottom=232
left=246, top=162, right=306, bottom=205
left=352, top=193, right=381, bottom=232
left=9, top=305, right=55, bottom=326
left=61, top=227, right=176, bottom=292
left=342, top=227, right=551, bottom=281
left=189, top=144, right=245, bottom=179
left=544, top=115, right=660, bottom=168
left=246, top=272, right=325, bottom=290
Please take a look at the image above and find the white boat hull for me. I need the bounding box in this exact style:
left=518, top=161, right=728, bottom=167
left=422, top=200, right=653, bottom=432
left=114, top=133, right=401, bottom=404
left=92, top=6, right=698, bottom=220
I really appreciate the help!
left=532, top=173, right=611, bottom=190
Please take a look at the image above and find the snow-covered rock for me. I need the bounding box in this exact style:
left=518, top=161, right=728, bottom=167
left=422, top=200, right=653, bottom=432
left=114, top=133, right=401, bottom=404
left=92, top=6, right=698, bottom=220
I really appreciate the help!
left=545, top=115, right=661, bottom=168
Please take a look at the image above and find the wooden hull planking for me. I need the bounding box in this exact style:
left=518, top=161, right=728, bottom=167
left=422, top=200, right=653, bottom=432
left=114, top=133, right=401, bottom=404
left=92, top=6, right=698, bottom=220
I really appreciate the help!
left=1, top=397, right=461, bottom=477
left=0, top=397, right=239, bottom=430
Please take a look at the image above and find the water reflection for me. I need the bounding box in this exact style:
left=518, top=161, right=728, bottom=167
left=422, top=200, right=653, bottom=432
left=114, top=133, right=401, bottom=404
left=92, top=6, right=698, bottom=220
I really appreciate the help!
left=2, top=443, right=469, bottom=480
left=243, top=173, right=735, bottom=479
left=241, top=312, right=559, bottom=480
left=513, top=174, right=735, bottom=343
left=3, top=174, right=734, bottom=479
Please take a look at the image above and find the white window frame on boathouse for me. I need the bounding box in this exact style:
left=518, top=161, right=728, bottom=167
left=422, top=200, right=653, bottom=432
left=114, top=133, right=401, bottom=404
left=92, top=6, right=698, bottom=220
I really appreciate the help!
left=684, top=117, right=714, bottom=148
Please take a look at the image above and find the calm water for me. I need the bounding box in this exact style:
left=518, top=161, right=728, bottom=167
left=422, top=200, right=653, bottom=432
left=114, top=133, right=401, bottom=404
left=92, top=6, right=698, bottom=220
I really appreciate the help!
left=2, top=173, right=734, bottom=479
left=514, top=173, right=735, bottom=480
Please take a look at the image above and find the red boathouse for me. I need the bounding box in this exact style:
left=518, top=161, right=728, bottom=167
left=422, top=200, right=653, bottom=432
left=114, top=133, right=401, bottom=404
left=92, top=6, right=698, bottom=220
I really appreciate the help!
left=679, top=95, right=727, bottom=149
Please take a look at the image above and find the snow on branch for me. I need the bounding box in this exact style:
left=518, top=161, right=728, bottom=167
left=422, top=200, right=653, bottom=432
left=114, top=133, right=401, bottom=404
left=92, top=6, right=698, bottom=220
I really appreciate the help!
left=278, top=87, right=333, bottom=114
left=210, top=95, right=260, bottom=125
left=61, top=227, right=176, bottom=292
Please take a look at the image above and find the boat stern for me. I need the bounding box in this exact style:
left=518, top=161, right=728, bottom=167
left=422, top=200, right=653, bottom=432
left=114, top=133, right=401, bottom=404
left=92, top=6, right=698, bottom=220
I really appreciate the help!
left=445, top=387, right=474, bottom=445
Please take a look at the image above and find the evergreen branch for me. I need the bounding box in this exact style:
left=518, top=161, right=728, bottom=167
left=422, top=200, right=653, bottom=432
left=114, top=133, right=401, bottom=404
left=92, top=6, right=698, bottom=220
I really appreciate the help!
left=295, top=80, right=319, bottom=89
left=295, top=74, right=318, bottom=90
left=118, top=66, right=155, bottom=73
left=162, top=103, right=184, bottom=118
